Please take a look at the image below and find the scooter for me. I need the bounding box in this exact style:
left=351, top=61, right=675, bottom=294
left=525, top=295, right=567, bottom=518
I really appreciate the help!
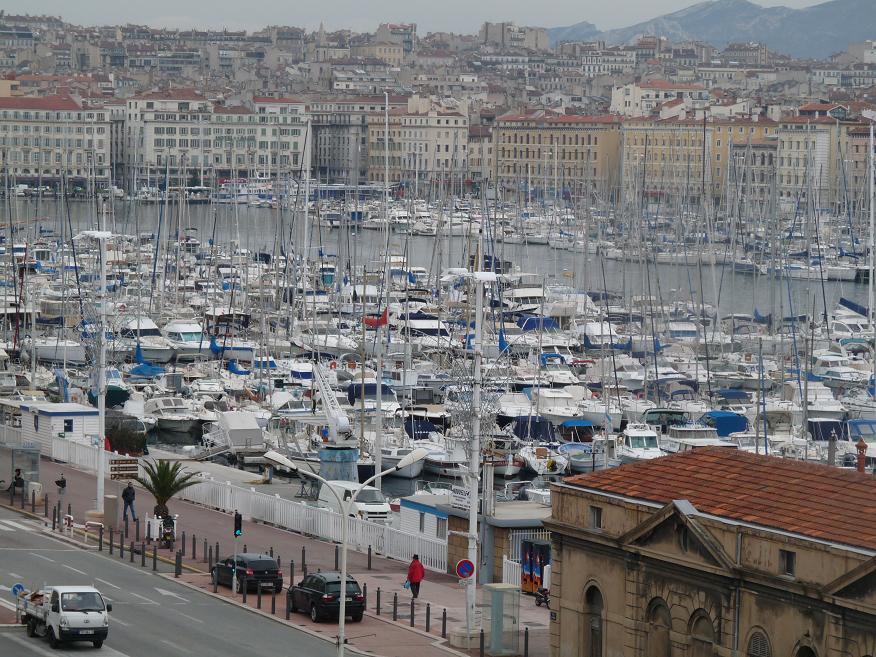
left=159, top=516, right=176, bottom=550
left=535, top=587, right=550, bottom=609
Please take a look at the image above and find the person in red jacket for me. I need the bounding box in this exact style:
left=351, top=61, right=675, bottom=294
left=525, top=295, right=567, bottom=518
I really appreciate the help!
left=406, top=554, right=425, bottom=599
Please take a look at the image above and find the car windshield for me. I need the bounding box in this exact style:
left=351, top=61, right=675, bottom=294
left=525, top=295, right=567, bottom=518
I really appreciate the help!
left=248, top=560, right=278, bottom=571
left=355, top=489, right=386, bottom=504
left=325, top=581, right=361, bottom=595
left=61, top=592, right=104, bottom=612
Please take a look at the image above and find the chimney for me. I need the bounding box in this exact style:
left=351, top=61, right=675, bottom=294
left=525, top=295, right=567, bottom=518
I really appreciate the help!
left=857, top=438, right=868, bottom=474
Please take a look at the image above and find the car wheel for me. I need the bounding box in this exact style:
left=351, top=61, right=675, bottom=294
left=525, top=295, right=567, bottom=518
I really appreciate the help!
left=93, top=640, right=103, bottom=649
left=310, top=604, right=321, bottom=623
left=352, top=612, right=363, bottom=623
left=26, top=619, right=36, bottom=636
left=47, top=627, right=59, bottom=649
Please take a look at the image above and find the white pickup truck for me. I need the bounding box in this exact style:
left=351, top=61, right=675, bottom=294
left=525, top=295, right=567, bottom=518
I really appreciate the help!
left=17, top=585, right=112, bottom=649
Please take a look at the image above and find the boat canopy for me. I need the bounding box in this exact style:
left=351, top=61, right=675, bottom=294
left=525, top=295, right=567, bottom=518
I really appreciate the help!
left=512, top=415, right=556, bottom=442
left=699, top=411, right=748, bottom=437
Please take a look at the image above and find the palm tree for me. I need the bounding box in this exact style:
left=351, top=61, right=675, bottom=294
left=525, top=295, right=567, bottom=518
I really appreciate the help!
left=136, top=460, right=199, bottom=518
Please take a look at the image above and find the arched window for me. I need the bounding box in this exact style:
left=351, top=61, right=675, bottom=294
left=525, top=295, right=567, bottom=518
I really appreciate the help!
left=646, top=599, right=672, bottom=657
left=690, top=612, right=715, bottom=657
left=746, top=630, right=771, bottom=657
left=583, top=586, right=604, bottom=657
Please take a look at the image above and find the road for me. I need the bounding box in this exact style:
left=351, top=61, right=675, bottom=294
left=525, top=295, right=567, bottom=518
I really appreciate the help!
left=0, top=507, right=339, bottom=656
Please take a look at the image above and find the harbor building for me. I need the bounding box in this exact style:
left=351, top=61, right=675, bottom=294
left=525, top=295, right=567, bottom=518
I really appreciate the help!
left=547, top=448, right=876, bottom=657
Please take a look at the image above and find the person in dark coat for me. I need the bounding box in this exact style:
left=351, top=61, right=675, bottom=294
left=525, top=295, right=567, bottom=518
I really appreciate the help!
left=122, top=481, right=137, bottom=521
left=406, top=554, right=425, bottom=599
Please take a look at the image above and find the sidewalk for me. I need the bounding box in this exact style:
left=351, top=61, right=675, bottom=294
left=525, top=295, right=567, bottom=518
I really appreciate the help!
left=20, top=456, right=550, bottom=657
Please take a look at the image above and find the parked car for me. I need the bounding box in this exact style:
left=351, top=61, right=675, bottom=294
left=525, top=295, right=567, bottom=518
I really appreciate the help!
left=287, top=572, right=365, bottom=623
left=211, top=553, right=283, bottom=592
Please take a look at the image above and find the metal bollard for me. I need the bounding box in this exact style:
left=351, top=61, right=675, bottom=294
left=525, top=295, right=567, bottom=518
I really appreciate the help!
left=152, top=545, right=157, bottom=571
left=289, top=559, right=294, bottom=582
left=44, top=494, right=48, bottom=517
left=109, top=527, right=114, bottom=555
left=98, top=526, right=104, bottom=551
left=257, top=585, right=262, bottom=610
left=130, top=542, right=135, bottom=563
left=271, top=588, right=276, bottom=614
left=269, top=546, right=273, bottom=557
left=243, top=544, right=247, bottom=553
left=215, top=542, right=219, bottom=561
left=480, top=628, right=485, bottom=657
left=392, top=592, right=398, bottom=621
left=67, top=502, right=71, bottom=518
left=141, top=543, right=146, bottom=567
left=119, top=535, right=124, bottom=559
left=334, top=545, right=339, bottom=570
left=124, top=517, right=128, bottom=538
left=208, top=545, right=213, bottom=570
left=242, top=578, right=248, bottom=604
left=213, top=569, right=218, bottom=593
left=410, top=598, right=415, bottom=627
left=426, top=603, right=431, bottom=633
left=376, top=588, right=381, bottom=615
left=276, top=554, right=281, bottom=568
left=524, top=627, right=529, bottom=657
left=31, top=488, right=35, bottom=513
left=203, top=539, right=208, bottom=564
left=301, top=546, right=306, bottom=574
left=442, top=608, right=447, bottom=638
left=175, top=550, right=182, bottom=577
left=192, top=534, right=196, bottom=561
left=181, top=531, right=186, bottom=557
left=367, top=545, right=372, bottom=570
left=51, top=507, right=56, bottom=531
left=362, top=582, right=367, bottom=607
left=135, top=519, right=140, bottom=543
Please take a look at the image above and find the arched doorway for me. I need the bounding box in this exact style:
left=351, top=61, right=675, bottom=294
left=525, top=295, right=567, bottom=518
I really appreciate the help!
left=583, top=586, right=604, bottom=657
left=646, top=599, right=672, bottom=657
left=796, top=648, right=817, bottom=657
left=689, top=612, right=715, bottom=657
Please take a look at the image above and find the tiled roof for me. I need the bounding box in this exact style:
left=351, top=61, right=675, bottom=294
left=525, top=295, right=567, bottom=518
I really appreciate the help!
left=565, top=447, right=876, bottom=551
left=0, top=94, right=80, bottom=111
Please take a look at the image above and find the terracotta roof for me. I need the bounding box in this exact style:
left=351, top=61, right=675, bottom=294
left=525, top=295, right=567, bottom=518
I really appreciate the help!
left=798, top=102, right=845, bottom=112
left=565, top=448, right=876, bottom=551
left=0, top=94, right=81, bottom=111
left=213, top=104, right=251, bottom=114
left=252, top=96, right=304, bottom=104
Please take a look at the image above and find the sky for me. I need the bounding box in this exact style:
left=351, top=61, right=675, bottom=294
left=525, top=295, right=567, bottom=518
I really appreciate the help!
left=3, top=0, right=826, bottom=33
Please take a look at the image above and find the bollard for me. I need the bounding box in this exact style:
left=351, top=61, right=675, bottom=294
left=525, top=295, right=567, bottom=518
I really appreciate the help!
left=290, top=560, right=294, bottom=583
left=109, top=527, right=114, bottom=555
left=442, top=608, right=447, bottom=638
left=213, top=568, right=218, bottom=593
left=203, top=539, right=208, bottom=564
left=301, top=546, right=306, bottom=574
left=524, top=627, right=529, bottom=657
left=367, top=545, right=372, bottom=570
left=393, top=592, right=398, bottom=621
left=208, top=545, right=213, bottom=570
left=243, top=544, right=247, bottom=553
left=141, top=543, right=146, bottom=567
left=276, top=555, right=281, bottom=568
left=67, top=502, right=71, bottom=518
left=31, top=488, right=35, bottom=513
left=119, top=538, right=124, bottom=560
left=480, top=629, right=485, bottom=657
left=44, top=494, right=48, bottom=517
left=181, top=531, right=186, bottom=557
left=124, top=517, right=129, bottom=539
left=257, top=585, right=262, bottom=610
left=426, top=603, right=431, bottom=633
left=152, top=545, right=157, bottom=572
left=271, top=588, right=276, bottom=615
left=192, top=534, right=196, bottom=561
left=335, top=545, right=339, bottom=570
left=135, top=519, right=140, bottom=543
left=98, top=526, right=104, bottom=552
left=215, top=542, right=219, bottom=561
left=51, top=507, right=57, bottom=532
left=242, top=578, right=248, bottom=604
left=269, top=546, right=273, bottom=557
left=175, top=550, right=182, bottom=578
left=362, top=582, right=367, bottom=607
left=376, top=588, right=381, bottom=616
left=410, top=598, right=415, bottom=627
left=130, top=542, right=135, bottom=563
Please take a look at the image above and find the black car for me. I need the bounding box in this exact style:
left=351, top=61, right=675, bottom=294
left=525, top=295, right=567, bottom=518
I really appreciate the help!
left=211, top=553, right=283, bottom=592
left=288, top=572, right=365, bottom=623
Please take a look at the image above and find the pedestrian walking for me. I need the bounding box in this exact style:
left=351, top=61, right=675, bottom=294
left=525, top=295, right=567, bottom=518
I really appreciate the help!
left=122, top=481, right=137, bottom=521
left=406, top=554, right=425, bottom=599
left=6, top=469, right=24, bottom=499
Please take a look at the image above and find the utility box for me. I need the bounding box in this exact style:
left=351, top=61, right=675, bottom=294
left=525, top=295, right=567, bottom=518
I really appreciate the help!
left=104, top=494, right=119, bottom=528
left=483, top=583, right=520, bottom=656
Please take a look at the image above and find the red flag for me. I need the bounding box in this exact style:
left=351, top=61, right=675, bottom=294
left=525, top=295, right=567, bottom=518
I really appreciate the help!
left=364, top=308, right=388, bottom=328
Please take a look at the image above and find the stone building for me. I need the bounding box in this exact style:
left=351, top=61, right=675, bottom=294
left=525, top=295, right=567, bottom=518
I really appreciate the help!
left=547, top=447, right=876, bottom=657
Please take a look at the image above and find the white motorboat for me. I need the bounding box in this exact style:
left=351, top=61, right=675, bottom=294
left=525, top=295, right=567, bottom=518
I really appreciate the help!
left=163, top=319, right=209, bottom=361
left=143, top=396, right=201, bottom=434
left=613, top=424, right=665, bottom=464
left=520, top=443, right=569, bottom=476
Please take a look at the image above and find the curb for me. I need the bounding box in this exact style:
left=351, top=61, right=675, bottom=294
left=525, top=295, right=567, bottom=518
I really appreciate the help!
left=0, top=625, right=24, bottom=634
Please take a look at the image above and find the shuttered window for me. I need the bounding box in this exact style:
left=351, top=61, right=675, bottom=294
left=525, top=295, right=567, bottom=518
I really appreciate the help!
left=747, top=631, right=771, bottom=657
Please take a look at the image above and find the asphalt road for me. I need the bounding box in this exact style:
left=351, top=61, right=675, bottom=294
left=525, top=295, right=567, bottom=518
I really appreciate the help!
left=0, top=507, right=339, bottom=656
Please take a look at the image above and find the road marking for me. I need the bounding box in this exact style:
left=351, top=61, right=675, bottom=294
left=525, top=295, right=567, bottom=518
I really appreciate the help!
left=155, top=587, right=189, bottom=602
left=0, top=523, right=12, bottom=531
left=0, top=585, right=10, bottom=591
left=63, top=564, right=88, bottom=576
left=160, top=639, right=191, bottom=654
left=0, top=518, right=33, bottom=531
left=111, top=616, right=131, bottom=627
left=177, top=611, right=204, bottom=624
left=30, top=553, right=55, bottom=562
left=9, top=572, right=23, bottom=578
left=95, top=577, right=120, bottom=589
left=127, top=591, right=157, bottom=605
left=6, top=633, right=132, bottom=656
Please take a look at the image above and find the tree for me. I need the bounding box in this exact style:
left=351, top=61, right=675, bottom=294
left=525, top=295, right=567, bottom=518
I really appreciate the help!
left=136, top=460, right=199, bottom=518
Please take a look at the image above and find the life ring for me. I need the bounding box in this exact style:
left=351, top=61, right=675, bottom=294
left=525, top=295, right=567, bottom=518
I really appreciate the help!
left=329, top=361, right=337, bottom=370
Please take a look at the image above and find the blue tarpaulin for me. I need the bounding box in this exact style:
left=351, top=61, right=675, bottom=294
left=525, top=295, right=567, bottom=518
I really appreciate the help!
left=516, top=315, right=558, bottom=332
left=512, top=415, right=556, bottom=442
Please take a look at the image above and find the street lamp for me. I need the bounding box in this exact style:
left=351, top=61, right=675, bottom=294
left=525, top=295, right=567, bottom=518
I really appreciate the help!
left=263, top=448, right=429, bottom=657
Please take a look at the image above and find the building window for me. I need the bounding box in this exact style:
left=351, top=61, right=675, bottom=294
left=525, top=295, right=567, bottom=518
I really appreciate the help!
left=436, top=517, right=447, bottom=540
left=418, top=512, right=425, bottom=533
left=590, top=506, right=603, bottom=529
left=64, top=419, right=73, bottom=433
left=747, top=630, right=771, bottom=657
left=646, top=599, right=672, bottom=657
left=779, top=549, right=796, bottom=577
left=690, top=612, right=715, bottom=657
left=584, top=586, right=603, bottom=657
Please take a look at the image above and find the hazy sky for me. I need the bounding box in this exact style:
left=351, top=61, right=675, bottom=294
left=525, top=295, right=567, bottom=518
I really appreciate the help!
left=4, top=0, right=826, bottom=33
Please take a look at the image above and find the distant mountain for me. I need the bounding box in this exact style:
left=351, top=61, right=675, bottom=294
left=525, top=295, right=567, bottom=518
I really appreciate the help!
left=548, top=0, right=876, bottom=59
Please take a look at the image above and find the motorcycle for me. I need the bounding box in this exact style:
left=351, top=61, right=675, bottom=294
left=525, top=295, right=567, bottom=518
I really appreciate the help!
left=159, top=516, right=176, bottom=550
left=535, top=587, right=550, bottom=609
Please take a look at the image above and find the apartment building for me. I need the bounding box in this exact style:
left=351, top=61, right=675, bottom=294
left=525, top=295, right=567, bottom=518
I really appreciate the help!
left=350, top=42, right=404, bottom=67
left=367, top=98, right=468, bottom=187
left=467, top=125, right=494, bottom=185
left=610, top=80, right=709, bottom=118
left=728, top=137, right=778, bottom=209
left=493, top=110, right=623, bottom=196
left=0, top=94, right=111, bottom=183
left=775, top=116, right=837, bottom=212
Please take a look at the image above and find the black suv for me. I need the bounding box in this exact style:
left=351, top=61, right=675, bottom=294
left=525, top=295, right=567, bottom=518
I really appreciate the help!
left=211, top=553, right=283, bottom=592
left=288, top=572, right=365, bottom=622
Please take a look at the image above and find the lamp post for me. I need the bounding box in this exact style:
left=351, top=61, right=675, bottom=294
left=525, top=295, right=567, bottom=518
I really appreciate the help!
left=263, top=448, right=429, bottom=657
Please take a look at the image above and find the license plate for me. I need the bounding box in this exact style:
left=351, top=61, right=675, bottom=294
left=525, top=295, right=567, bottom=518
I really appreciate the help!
left=80, top=630, right=94, bottom=635
left=346, top=597, right=353, bottom=601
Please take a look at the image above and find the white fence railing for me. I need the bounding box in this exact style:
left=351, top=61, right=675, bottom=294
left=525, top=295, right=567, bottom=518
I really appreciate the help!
left=508, top=528, right=552, bottom=562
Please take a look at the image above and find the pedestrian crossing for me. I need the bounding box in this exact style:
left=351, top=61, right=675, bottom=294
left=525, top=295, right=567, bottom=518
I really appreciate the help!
left=0, top=518, right=34, bottom=531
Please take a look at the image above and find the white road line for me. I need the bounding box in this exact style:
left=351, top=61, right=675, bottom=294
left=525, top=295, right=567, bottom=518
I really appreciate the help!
left=160, top=639, right=191, bottom=654
left=62, top=564, right=88, bottom=576
left=177, top=611, right=204, bottom=624
left=6, top=633, right=132, bottom=656
left=0, top=523, right=12, bottom=531
left=127, top=591, right=158, bottom=605
left=30, top=552, right=55, bottom=562
left=95, top=577, right=120, bottom=589
left=111, top=616, right=131, bottom=627
left=9, top=572, right=23, bottom=578
left=0, top=518, right=33, bottom=531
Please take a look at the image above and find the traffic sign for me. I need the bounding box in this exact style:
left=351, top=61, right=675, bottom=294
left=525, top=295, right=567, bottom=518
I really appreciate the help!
left=11, top=583, right=24, bottom=597
left=110, top=457, right=139, bottom=481
left=456, top=559, right=475, bottom=579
